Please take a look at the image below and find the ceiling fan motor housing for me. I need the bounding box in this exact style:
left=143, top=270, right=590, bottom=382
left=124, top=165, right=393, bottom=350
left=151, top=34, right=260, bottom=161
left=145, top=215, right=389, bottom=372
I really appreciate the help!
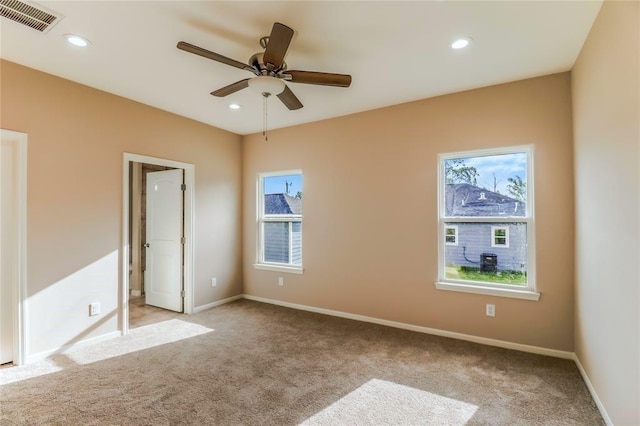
left=249, top=52, right=287, bottom=76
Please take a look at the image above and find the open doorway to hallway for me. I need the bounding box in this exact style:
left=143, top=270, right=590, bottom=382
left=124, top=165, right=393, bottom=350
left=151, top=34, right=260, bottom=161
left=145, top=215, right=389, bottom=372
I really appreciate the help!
left=122, top=153, right=195, bottom=334
left=128, top=162, right=184, bottom=328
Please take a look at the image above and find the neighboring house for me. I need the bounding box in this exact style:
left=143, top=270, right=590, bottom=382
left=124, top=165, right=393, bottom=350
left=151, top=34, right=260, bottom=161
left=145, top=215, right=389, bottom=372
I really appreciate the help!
left=445, top=184, right=527, bottom=272
left=264, top=193, right=302, bottom=265
left=445, top=183, right=526, bottom=217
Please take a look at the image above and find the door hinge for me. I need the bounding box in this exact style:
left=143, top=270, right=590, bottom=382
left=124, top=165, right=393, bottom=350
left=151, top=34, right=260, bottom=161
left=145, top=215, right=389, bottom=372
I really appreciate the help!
left=181, top=184, right=186, bottom=191
left=181, top=236, right=185, bottom=245
left=181, top=290, right=185, bottom=298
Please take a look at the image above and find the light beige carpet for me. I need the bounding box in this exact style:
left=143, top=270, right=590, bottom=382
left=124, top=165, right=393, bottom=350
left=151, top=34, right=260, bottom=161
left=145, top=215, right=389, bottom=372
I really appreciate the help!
left=1, top=299, right=603, bottom=425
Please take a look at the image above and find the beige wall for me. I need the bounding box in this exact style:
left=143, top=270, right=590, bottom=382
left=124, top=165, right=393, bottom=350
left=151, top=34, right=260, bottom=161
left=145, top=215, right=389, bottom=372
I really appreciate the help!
left=572, top=0, right=640, bottom=423
left=243, top=73, right=575, bottom=351
left=0, top=60, right=243, bottom=357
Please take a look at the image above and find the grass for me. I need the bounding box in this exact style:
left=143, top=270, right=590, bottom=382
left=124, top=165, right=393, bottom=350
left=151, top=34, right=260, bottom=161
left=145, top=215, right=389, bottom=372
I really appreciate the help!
left=445, top=266, right=527, bottom=286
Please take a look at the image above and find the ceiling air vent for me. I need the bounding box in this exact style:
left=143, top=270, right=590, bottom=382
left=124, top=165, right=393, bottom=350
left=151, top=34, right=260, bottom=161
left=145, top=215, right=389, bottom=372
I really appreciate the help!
left=0, top=0, right=63, bottom=33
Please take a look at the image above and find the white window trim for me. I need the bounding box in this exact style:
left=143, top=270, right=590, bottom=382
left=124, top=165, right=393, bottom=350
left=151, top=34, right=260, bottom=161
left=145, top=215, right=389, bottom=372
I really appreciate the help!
left=435, top=281, right=540, bottom=301
left=435, top=145, right=538, bottom=300
left=491, top=226, right=509, bottom=248
left=255, top=170, right=304, bottom=274
left=445, top=225, right=458, bottom=246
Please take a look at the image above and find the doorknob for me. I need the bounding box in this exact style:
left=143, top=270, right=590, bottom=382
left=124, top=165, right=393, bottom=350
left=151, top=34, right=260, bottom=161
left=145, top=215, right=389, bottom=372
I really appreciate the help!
left=144, top=243, right=150, bottom=248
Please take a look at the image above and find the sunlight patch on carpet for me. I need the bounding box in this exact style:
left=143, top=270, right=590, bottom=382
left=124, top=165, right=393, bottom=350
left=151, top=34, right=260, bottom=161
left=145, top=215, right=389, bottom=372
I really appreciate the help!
left=300, top=379, right=478, bottom=425
left=0, top=319, right=213, bottom=385
left=66, top=319, right=214, bottom=364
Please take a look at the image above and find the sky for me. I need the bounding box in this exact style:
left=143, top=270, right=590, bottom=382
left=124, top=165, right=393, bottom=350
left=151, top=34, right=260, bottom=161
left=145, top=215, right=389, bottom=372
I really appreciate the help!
left=264, top=173, right=303, bottom=195
left=262, top=153, right=524, bottom=196
left=447, top=152, right=527, bottom=195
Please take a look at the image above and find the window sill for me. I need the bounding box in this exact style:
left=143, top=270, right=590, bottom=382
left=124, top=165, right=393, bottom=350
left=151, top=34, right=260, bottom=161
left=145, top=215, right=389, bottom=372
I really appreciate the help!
left=254, top=263, right=304, bottom=274
left=434, top=281, right=540, bottom=301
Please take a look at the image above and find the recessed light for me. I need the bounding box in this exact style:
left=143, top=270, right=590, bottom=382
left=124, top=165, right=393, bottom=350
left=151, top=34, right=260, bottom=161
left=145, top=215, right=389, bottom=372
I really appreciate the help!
left=228, top=103, right=241, bottom=110
left=64, top=34, right=91, bottom=47
left=451, top=37, right=472, bottom=50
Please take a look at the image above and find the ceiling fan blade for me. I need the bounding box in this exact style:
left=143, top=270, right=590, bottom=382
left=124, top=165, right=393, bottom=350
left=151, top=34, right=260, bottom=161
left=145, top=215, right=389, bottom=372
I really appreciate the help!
left=177, top=41, right=257, bottom=74
left=277, top=85, right=303, bottom=110
left=263, top=23, right=294, bottom=70
left=210, top=79, right=250, bottom=97
left=286, top=70, right=352, bottom=87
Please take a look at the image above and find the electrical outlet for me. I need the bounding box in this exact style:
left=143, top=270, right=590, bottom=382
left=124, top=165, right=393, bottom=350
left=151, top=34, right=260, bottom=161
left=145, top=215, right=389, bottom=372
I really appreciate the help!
left=486, top=304, right=495, bottom=317
left=278, top=277, right=284, bottom=286
left=211, top=277, right=217, bottom=287
left=89, top=302, right=100, bottom=316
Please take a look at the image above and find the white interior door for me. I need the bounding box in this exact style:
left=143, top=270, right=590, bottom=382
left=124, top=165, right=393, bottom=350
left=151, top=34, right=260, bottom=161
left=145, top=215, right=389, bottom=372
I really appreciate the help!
left=0, top=140, right=16, bottom=364
left=145, top=169, right=183, bottom=312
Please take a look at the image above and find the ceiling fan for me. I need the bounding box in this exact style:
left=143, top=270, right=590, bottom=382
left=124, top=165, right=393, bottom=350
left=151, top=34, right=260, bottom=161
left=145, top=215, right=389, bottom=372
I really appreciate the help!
left=177, top=22, right=352, bottom=111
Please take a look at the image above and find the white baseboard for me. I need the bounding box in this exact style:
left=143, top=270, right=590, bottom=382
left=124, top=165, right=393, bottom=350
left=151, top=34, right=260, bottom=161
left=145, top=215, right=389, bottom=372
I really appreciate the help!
left=242, top=294, right=574, bottom=360
left=130, top=289, right=141, bottom=297
left=193, top=294, right=243, bottom=314
left=26, top=330, right=122, bottom=364
left=573, top=354, right=613, bottom=426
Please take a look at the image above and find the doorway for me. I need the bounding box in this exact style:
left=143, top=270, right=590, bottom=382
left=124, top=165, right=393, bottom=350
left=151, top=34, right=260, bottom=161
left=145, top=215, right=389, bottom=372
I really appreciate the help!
left=122, top=153, right=194, bottom=334
left=0, top=129, right=27, bottom=366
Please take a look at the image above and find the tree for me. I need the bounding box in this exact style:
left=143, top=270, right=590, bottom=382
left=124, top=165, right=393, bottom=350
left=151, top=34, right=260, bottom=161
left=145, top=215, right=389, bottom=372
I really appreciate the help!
left=481, top=173, right=502, bottom=193
left=295, top=191, right=303, bottom=199
left=507, top=175, right=526, bottom=201
left=445, top=159, right=479, bottom=186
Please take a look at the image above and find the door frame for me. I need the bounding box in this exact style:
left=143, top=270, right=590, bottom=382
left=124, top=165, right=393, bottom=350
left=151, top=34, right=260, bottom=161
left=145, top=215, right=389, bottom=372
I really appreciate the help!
left=121, top=153, right=195, bottom=335
left=0, top=129, right=28, bottom=366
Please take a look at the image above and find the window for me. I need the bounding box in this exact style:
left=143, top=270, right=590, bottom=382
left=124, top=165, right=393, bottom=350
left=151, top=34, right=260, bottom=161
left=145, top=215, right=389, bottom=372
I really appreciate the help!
left=445, top=225, right=458, bottom=245
left=491, top=226, right=509, bottom=247
left=256, top=170, right=303, bottom=273
left=436, top=146, right=538, bottom=300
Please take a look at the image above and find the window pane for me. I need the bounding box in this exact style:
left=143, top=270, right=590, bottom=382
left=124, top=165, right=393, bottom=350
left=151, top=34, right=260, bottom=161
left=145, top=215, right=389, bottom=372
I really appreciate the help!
left=444, top=153, right=527, bottom=217
left=264, top=222, right=290, bottom=263
left=444, top=222, right=527, bottom=286
left=263, top=174, right=303, bottom=215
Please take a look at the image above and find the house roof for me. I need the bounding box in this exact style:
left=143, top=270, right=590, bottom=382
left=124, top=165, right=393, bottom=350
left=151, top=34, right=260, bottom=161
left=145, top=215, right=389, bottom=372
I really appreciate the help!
left=445, top=183, right=526, bottom=217
left=265, top=193, right=302, bottom=215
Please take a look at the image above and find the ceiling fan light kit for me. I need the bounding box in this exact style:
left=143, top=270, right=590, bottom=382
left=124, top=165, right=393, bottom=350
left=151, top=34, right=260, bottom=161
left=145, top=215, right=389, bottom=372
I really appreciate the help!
left=248, top=76, right=285, bottom=96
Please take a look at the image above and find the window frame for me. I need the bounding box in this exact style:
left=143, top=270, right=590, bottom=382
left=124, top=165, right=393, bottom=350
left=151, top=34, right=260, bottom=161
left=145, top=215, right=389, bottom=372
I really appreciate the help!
left=491, top=226, right=510, bottom=248
left=435, top=145, right=539, bottom=301
left=255, top=170, right=304, bottom=274
left=445, top=225, right=458, bottom=246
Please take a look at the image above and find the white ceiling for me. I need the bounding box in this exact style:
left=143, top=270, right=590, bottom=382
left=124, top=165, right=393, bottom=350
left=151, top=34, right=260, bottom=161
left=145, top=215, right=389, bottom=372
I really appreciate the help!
left=1, top=1, right=602, bottom=135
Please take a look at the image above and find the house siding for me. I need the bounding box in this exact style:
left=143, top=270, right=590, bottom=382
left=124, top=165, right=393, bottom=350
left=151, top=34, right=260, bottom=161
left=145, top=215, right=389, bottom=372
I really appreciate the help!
left=445, top=222, right=527, bottom=271
left=291, top=222, right=302, bottom=265
left=264, top=222, right=290, bottom=263
left=263, top=221, right=302, bottom=265
left=263, top=193, right=302, bottom=265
